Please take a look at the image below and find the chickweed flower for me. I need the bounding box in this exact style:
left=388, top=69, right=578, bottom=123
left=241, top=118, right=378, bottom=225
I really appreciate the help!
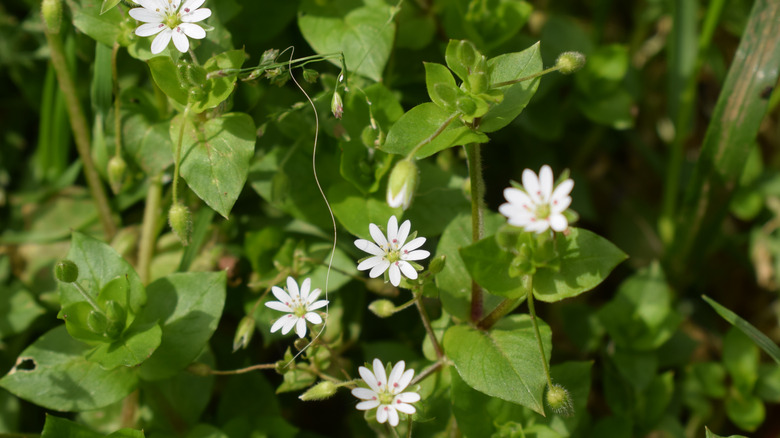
left=265, top=277, right=328, bottom=338
left=352, top=359, right=420, bottom=427
left=499, top=165, right=573, bottom=234
left=354, top=216, right=429, bottom=287
left=129, top=0, right=211, bottom=54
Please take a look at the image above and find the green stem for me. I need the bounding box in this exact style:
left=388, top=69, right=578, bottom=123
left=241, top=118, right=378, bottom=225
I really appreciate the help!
left=406, top=113, right=459, bottom=160
left=44, top=29, right=116, bottom=239
left=526, top=277, right=553, bottom=389
left=465, top=143, right=485, bottom=322
left=137, top=174, right=162, bottom=284
left=172, top=106, right=191, bottom=204
left=204, top=363, right=276, bottom=375
left=73, top=281, right=102, bottom=314
left=410, top=359, right=444, bottom=386
left=414, top=291, right=444, bottom=359
left=477, top=294, right=527, bottom=330
left=111, top=42, right=122, bottom=158
left=491, top=65, right=559, bottom=88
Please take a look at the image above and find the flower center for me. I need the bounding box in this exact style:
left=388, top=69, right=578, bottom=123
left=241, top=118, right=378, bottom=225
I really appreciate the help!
left=164, top=12, right=182, bottom=29
left=294, top=305, right=307, bottom=318
left=377, top=390, right=395, bottom=405
left=386, top=249, right=401, bottom=263
left=535, top=203, right=551, bottom=220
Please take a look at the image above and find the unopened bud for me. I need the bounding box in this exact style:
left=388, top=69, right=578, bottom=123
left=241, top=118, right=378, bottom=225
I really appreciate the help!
left=187, top=362, right=213, bottom=377
left=546, top=384, right=574, bottom=416
left=555, top=52, right=586, bottom=75
left=41, top=0, right=62, bottom=33
left=368, top=299, right=396, bottom=318
left=331, top=91, right=344, bottom=119
left=299, top=381, right=338, bottom=401
left=428, top=255, right=446, bottom=275
left=168, top=203, right=192, bottom=246
left=294, top=338, right=309, bottom=350
left=107, top=155, right=127, bottom=194
left=54, top=260, right=79, bottom=283
left=302, top=69, right=319, bottom=83
left=232, top=316, right=256, bottom=352
left=386, top=159, right=419, bottom=210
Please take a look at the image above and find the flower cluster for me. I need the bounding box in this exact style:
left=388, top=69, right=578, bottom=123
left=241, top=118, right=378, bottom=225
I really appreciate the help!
left=265, top=277, right=328, bottom=339
left=129, top=0, right=211, bottom=54
left=499, top=165, right=574, bottom=233
left=352, top=359, right=421, bottom=427
left=354, top=216, right=430, bottom=287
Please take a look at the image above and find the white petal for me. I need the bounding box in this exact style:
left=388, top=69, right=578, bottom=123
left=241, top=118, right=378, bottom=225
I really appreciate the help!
left=355, top=239, right=385, bottom=256
left=352, top=387, right=378, bottom=401
left=181, top=8, right=211, bottom=22
left=403, top=249, right=430, bottom=262
left=549, top=214, right=568, bottom=232
left=398, top=261, right=418, bottom=280
left=136, top=0, right=164, bottom=12
left=179, top=22, right=206, bottom=39
left=526, top=219, right=550, bottom=234
left=357, top=256, right=384, bottom=271
left=286, top=277, right=299, bottom=299
left=387, top=406, right=399, bottom=427
left=394, top=402, right=416, bottom=414
left=171, top=27, right=190, bottom=52
left=369, top=223, right=388, bottom=248
left=388, top=361, right=406, bottom=389
left=396, top=369, right=414, bottom=392
left=503, top=187, right=534, bottom=209
left=304, top=312, right=322, bottom=325
left=538, top=165, right=553, bottom=202
left=388, top=263, right=401, bottom=287
left=295, top=318, right=307, bottom=338
left=522, top=168, right=541, bottom=203
left=376, top=405, right=389, bottom=424
left=271, top=286, right=293, bottom=307
left=265, top=301, right=293, bottom=313
left=129, top=8, right=163, bottom=22
left=373, top=358, right=388, bottom=388
left=270, top=317, right=288, bottom=333
left=507, top=215, right=532, bottom=228
left=150, top=29, right=172, bottom=54
left=386, top=216, right=399, bottom=243
left=180, top=0, right=205, bottom=11
left=552, top=178, right=574, bottom=200
left=359, top=366, right=380, bottom=392
left=368, top=260, right=390, bottom=278
left=299, top=278, right=311, bottom=300
left=396, top=391, right=420, bottom=403
left=305, top=287, right=321, bottom=304
left=396, top=220, right=411, bottom=247
left=135, top=22, right=165, bottom=37
left=401, top=236, right=425, bottom=252
left=551, top=195, right=572, bottom=214
left=280, top=315, right=298, bottom=335
left=307, top=300, right=328, bottom=311
left=356, top=400, right=380, bottom=410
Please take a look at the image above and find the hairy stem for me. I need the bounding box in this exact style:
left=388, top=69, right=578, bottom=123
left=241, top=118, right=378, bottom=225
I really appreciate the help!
left=204, top=363, right=276, bottom=375
left=478, top=295, right=527, bottom=330
left=465, top=143, right=485, bottom=322
left=414, top=292, right=444, bottom=359
left=526, top=277, right=553, bottom=389
left=44, top=29, right=116, bottom=238
left=111, top=42, right=122, bottom=157
left=410, top=359, right=444, bottom=386
left=138, top=174, right=162, bottom=284
left=491, top=65, right=559, bottom=88
left=172, top=106, right=191, bottom=204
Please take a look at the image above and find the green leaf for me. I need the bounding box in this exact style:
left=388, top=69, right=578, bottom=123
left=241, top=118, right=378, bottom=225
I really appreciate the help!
left=425, top=62, right=458, bottom=111
left=479, top=42, right=543, bottom=133
left=460, top=236, right=526, bottom=298
left=68, top=0, right=124, bottom=46
left=404, top=160, right=471, bottom=237
left=756, top=364, right=780, bottom=402
left=176, top=113, right=256, bottom=218
left=443, top=314, right=551, bottom=414
left=0, top=326, right=138, bottom=411
left=329, top=181, right=400, bottom=239
left=533, top=228, right=627, bottom=303
left=42, top=414, right=101, bottom=438
left=705, top=426, right=748, bottom=438
left=381, top=102, right=489, bottom=159
left=0, top=282, right=45, bottom=338
left=450, top=369, right=526, bottom=438
left=85, top=318, right=162, bottom=370
left=725, top=389, right=765, bottom=432
left=723, top=327, right=760, bottom=395
left=597, top=263, right=681, bottom=350
left=139, top=272, right=226, bottom=381
left=191, top=49, right=245, bottom=113
left=298, top=0, right=395, bottom=81
left=702, top=295, right=780, bottom=365
left=99, top=0, right=122, bottom=14
left=148, top=57, right=188, bottom=106
left=186, top=424, right=228, bottom=438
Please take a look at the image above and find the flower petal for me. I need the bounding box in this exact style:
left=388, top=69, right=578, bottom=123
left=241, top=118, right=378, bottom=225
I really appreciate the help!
left=503, top=187, right=534, bottom=209
left=150, top=29, right=172, bottom=54
left=525, top=219, right=550, bottom=234
left=352, top=387, right=378, bottom=401
left=368, top=260, right=390, bottom=278
left=388, top=263, right=401, bottom=287
left=359, top=366, right=380, bottom=392
left=538, top=165, right=553, bottom=202
left=307, top=300, right=328, bottom=311
left=135, top=22, right=165, bottom=37
left=397, top=391, right=421, bottom=403
left=180, top=0, right=205, bottom=11
left=549, top=213, right=568, bottom=232
left=179, top=22, right=205, bottom=39
left=522, top=168, right=541, bottom=203
left=394, top=401, right=416, bottom=414
left=376, top=405, right=389, bottom=424
left=552, top=178, right=574, bottom=200
left=401, top=236, right=425, bottom=252
left=369, top=223, right=389, bottom=248
left=265, top=301, right=293, bottom=313
left=551, top=195, right=572, bottom=214
left=403, top=249, right=430, bottom=262
left=355, top=239, right=384, bottom=256
left=271, top=286, right=293, bottom=307
left=387, top=406, right=399, bottom=427
left=270, top=317, right=287, bottom=333
left=373, top=358, right=388, bottom=388
left=388, top=361, right=406, bottom=389
left=357, top=255, right=384, bottom=271
left=286, top=276, right=300, bottom=299
left=181, top=8, right=211, bottom=23
left=170, top=27, right=190, bottom=52
left=396, top=369, right=415, bottom=392
left=295, top=317, right=307, bottom=338
left=136, top=0, right=164, bottom=12
left=299, top=278, right=311, bottom=300
left=396, top=219, right=411, bottom=247
left=280, top=315, right=298, bottom=334
left=386, top=216, right=399, bottom=244
left=305, top=287, right=321, bottom=304
left=356, top=400, right=380, bottom=410
left=129, top=7, right=163, bottom=22
left=398, top=261, right=418, bottom=280
left=304, top=312, right=322, bottom=325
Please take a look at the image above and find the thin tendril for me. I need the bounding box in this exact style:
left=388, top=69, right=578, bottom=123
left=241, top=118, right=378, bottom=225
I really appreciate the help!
left=285, top=46, right=338, bottom=366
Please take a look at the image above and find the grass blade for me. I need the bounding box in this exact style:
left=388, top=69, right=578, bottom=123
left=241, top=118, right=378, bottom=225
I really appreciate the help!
left=702, top=295, right=780, bottom=365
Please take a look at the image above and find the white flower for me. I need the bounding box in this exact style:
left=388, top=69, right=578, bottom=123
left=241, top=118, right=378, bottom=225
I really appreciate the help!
left=352, top=359, right=421, bottom=427
left=354, top=216, right=430, bottom=287
left=129, top=0, right=211, bottom=54
left=265, top=277, right=328, bottom=338
left=499, top=165, right=574, bottom=233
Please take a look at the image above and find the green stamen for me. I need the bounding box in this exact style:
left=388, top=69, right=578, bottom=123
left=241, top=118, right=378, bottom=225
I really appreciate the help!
left=535, top=204, right=551, bottom=220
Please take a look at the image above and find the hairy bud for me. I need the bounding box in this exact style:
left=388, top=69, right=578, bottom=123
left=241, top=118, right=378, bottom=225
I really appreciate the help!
left=555, top=52, right=586, bottom=75
left=54, top=260, right=79, bottom=283
left=331, top=91, right=344, bottom=119
left=299, top=381, right=338, bottom=401
left=368, top=299, right=396, bottom=318
left=427, top=255, right=446, bottom=276
left=546, top=384, right=574, bottom=416
left=41, top=0, right=62, bottom=33
left=168, top=203, right=192, bottom=246
left=107, top=155, right=127, bottom=194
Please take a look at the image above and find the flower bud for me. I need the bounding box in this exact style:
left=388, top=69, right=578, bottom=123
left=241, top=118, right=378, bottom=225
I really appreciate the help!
left=187, top=362, right=213, bottom=376
left=427, top=255, right=446, bottom=275
left=331, top=91, right=344, bottom=119
left=546, top=384, right=574, bottom=416
left=168, top=203, right=192, bottom=247
left=41, top=0, right=62, bottom=33
left=555, top=52, right=586, bottom=75
left=54, top=260, right=79, bottom=283
left=232, top=316, right=256, bottom=352
left=386, top=159, right=419, bottom=210
left=299, top=381, right=338, bottom=401
left=294, top=337, right=309, bottom=351
left=107, top=155, right=127, bottom=194
left=368, top=299, right=396, bottom=318
left=302, top=69, right=319, bottom=83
